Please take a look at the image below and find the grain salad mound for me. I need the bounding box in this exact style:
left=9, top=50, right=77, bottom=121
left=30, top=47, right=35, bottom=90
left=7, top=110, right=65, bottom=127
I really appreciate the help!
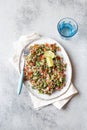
left=24, top=43, right=67, bottom=95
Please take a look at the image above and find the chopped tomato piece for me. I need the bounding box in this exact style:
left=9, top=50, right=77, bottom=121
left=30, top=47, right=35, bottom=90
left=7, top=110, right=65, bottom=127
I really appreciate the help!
left=40, top=55, right=45, bottom=60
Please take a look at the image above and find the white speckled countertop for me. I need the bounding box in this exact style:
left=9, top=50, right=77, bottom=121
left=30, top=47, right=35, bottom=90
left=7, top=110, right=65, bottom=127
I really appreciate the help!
left=0, top=0, right=87, bottom=130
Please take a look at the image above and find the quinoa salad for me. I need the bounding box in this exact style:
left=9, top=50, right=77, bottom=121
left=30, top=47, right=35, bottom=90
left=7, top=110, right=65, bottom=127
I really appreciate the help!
left=24, top=43, right=67, bottom=95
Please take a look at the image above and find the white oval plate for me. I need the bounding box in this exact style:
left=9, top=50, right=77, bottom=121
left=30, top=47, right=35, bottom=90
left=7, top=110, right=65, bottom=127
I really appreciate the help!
left=20, top=37, right=72, bottom=100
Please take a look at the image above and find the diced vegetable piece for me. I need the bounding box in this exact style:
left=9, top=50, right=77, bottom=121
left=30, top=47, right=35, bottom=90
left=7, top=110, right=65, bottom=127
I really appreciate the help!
left=36, top=61, right=40, bottom=67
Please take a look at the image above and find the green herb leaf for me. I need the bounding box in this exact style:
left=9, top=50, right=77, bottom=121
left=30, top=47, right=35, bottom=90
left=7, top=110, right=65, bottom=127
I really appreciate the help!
left=36, top=61, right=40, bottom=67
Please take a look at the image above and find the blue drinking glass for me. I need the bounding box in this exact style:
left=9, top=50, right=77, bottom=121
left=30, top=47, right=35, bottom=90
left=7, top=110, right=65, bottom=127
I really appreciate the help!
left=57, top=18, right=78, bottom=38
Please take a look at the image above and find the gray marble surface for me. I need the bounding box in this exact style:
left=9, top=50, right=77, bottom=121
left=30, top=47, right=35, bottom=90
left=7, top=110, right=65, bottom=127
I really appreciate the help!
left=0, top=0, right=87, bottom=130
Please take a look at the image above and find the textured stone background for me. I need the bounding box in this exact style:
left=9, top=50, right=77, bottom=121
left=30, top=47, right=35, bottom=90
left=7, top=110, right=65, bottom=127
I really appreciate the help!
left=0, top=0, right=87, bottom=130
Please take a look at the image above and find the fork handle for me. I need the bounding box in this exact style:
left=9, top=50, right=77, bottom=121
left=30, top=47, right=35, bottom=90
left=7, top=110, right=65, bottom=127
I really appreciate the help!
left=17, top=70, right=24, bottom=95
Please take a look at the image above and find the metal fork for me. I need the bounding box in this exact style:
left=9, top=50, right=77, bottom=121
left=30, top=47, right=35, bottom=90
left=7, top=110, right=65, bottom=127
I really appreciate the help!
left=17, top=48, right=29, bottom=95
